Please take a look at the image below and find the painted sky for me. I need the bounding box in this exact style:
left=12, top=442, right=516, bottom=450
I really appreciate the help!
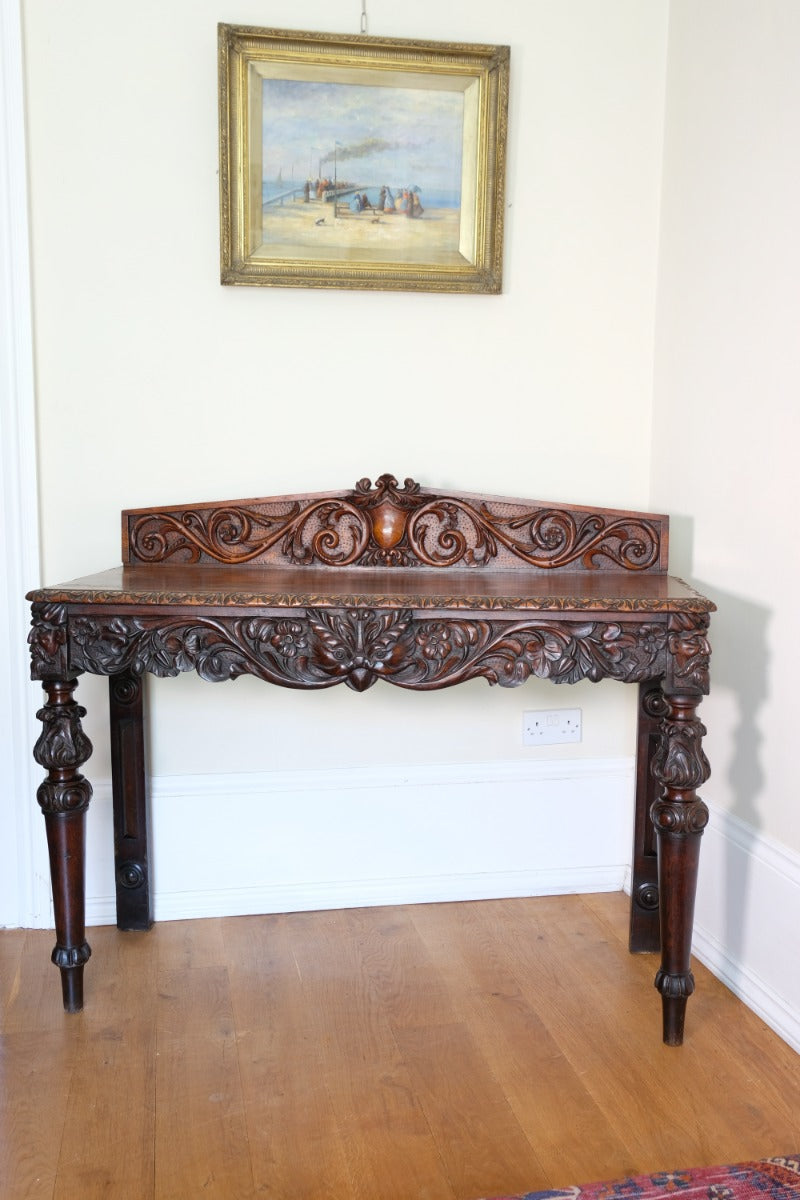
left=261, top=78, right=464, bottom=191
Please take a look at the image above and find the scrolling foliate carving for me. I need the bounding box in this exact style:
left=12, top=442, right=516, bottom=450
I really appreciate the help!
left=402, top=619, right=668, bottom=688
left=68, top=611, right=413, bottom=693
left=126, top=474, right=664, bottom=571
left=477, top=507, right=660, bottom=571
left=66, top=610, right=669, bottom=693
left=129, top=503, right=306, bottom=565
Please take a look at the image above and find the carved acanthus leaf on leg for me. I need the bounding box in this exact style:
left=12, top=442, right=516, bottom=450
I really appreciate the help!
left=34, top=679, right=93, bottom=814
left=34, top=678, right=93, bottom=1011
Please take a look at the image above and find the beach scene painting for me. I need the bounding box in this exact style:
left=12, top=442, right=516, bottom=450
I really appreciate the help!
left=219, top=26, right=509, bottom=291
left=259, top=76, right=469, bottom=266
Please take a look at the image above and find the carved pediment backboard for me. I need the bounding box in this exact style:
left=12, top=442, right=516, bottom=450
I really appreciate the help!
left=122, top=474, right=668, bottom=573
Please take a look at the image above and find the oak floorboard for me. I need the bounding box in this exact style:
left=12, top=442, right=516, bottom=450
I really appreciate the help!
left=340, top=905, right=457, bottom=1031
left=342, top=905, right=549, bottom=1197
left=0, top=1029, right=76, bottom=1200
left=474, top=897, right=722, bottom=1166
left=0, top=930, right=25, bottom=1014
left=393, top=1019, right=549, bottom=1200
left=1, top=931, right=80, bottom=1199
left=225, top=913, right=354, bottom=1200
left=154, top=921, right=255, bottom=1200
left=471, top=895, right=800, bottom=1176
left=287, top=908, right=457, bottom=1200
left=410, top=900, right=636, bottom=1188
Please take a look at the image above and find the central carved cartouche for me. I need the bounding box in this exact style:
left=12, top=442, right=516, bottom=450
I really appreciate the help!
left=371, top=501, right=407, bottom=553
left=352, top=474, right=430, bottom=565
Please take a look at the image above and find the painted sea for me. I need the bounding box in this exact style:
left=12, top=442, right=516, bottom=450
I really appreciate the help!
left=262, top=180, right=460, bottom=210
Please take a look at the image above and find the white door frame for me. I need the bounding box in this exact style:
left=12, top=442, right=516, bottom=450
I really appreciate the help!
left=0, top=0, right=51, bottom=927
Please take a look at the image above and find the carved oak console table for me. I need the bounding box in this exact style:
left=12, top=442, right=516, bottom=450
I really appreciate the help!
left=27, top=475, right=714, bottom=1045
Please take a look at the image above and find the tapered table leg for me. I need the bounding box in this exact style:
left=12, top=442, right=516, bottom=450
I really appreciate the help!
left=34, top=678, right=93, bottom=1012
left=651, top=690, right=710, bottom=1045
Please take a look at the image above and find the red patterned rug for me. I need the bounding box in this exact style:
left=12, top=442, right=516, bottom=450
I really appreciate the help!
left=480, top=1156, right=800, bottom=1200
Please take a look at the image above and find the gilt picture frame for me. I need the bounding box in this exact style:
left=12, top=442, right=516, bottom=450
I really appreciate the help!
left=218, top=25, right=509, bottom=294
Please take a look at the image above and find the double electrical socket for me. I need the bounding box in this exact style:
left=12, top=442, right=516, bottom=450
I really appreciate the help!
left=523, top=708, right=582, bottom=746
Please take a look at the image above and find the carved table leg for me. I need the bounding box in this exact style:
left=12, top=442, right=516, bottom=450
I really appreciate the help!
left=109, top=672, right=153, bottom=930
left=33, top=679, right=93, bottom=1012
left=651, top=691, right=710, bottom=1045
left=629, top=682, right=667, bottom=953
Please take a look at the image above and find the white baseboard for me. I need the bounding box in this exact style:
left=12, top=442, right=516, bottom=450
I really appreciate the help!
left=690, top=802, right=800, bottom=1055
left=102, top=864, right=627, bottom=926
left=83, top=756, right=635, bottom=924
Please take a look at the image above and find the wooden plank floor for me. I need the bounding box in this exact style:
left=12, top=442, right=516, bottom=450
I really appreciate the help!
left=1, top=892, right=799, bottom=1200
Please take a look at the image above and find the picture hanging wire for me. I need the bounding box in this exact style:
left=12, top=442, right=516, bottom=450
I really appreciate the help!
left=360, top=0, right=368, bottom=34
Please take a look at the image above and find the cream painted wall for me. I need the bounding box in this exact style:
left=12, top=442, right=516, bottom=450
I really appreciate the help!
left=22, top=0, right=667, bottom=785
left=652, top=0, right=800, bottom=853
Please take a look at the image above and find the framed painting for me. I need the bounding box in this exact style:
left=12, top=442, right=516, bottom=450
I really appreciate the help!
left=218, top=25, right=509, bottom=293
